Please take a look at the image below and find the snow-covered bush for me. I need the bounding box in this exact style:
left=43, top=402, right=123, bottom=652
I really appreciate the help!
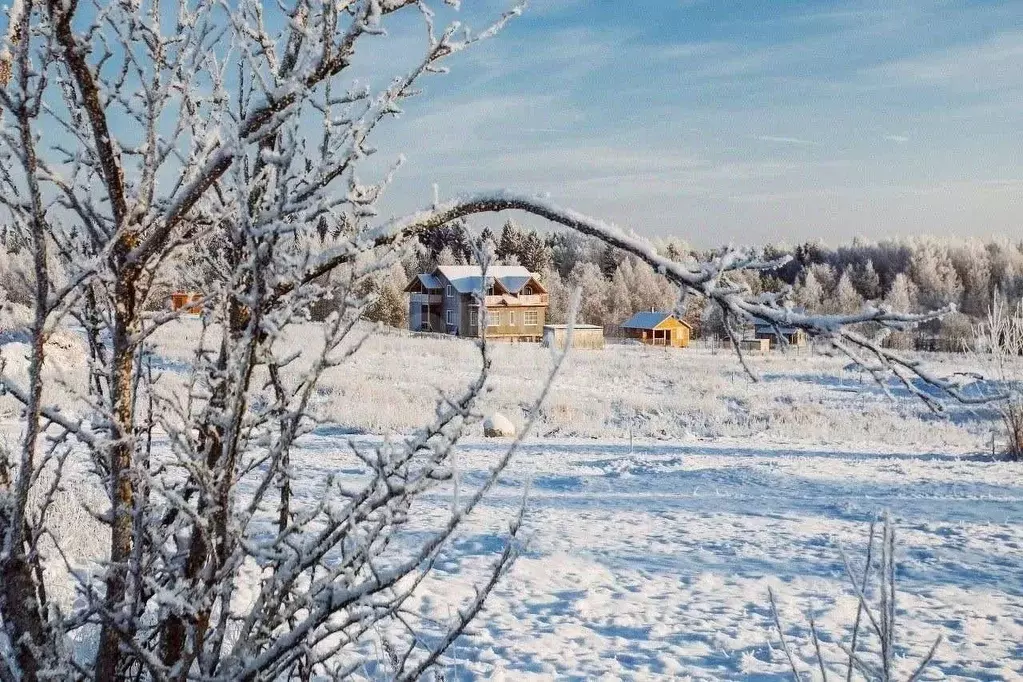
left=0, top=244, right=33, bottom=308
left=975, top=294, right=1023, bottom=460
left=0, top=300, right=32, bottom=337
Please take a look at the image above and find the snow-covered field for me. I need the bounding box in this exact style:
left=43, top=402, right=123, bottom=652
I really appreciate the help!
left=272, top=415, right=1023, bottom=680
left=380, top=437, right=1022, bottom=680
left=2, top=320, right=1021, bottom=679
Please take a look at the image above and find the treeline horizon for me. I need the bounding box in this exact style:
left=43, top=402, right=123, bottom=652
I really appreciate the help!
left=379, top=220, right=1023, bottom=348
left=2, top=220, right=1021, bottom=349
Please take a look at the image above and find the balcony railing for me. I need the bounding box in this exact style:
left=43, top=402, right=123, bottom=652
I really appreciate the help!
left=410, top=293, right=442, bottom=304
left=483, top=293, right=549, bottom=307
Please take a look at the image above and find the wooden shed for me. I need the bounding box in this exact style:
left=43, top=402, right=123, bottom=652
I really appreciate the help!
left=740, top=338, right=771, bottom=353
left=170, top=292, right=203, bottom=314
left=752, top=308, right=809, bottom=348
left=754, top=325, right=808, bottom=349
left=620, top=311, right=691, bottom=348
left=542, top=324, right=605, bottom=350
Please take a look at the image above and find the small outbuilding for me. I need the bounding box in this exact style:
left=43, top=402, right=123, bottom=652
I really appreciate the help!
left=753, top=316, right=809, bottom=349
left=170, top=292, right=203, bottom=314
left=542, top=324, right=605, bottom=350
left=620, top=311, right=691, bottom=348
left=740, top=338, right=771, bottom=353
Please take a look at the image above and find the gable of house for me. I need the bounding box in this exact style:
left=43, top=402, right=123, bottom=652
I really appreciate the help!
left=495, top=274, right=547, bottom=295
left=433, top=265, right=546, bottom=298
left=403, top=273, right=443, bottom=293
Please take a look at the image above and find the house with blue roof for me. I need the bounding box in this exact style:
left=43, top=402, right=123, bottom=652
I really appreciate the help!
left=403, top=265, right=549, bottom=341
left=620, top=311, right=691, bottom=348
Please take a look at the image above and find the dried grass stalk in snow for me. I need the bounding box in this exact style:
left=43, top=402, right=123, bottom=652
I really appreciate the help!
left=769, top=515, right=942, bottom=682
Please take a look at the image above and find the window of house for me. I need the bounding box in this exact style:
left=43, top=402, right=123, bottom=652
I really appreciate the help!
left=525, top=310, right=538, bottom=326
left=487, top=311, right=499, bottom=327
left=446, top=310, right=454, bottom=325
left=523, top=286, right=532, bottom=295
left=508, top=312, right=515, bottom=326
left=470, top=308, right=478, bottom=328
left=446, top=285, right=453, bottom=297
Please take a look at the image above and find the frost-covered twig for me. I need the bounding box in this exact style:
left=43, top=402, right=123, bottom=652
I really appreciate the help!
left=768, top=586, right=803, bottom=682
left=846, top=518, right=876, bottom=682
left=770, top=515, right=944, bottom=682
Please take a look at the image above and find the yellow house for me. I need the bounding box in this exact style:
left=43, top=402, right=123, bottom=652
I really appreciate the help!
left=620, top=311, right=691, bottom=348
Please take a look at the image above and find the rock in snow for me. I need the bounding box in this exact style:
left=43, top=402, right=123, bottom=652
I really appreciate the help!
left=483, top=412, right=515, bottom=438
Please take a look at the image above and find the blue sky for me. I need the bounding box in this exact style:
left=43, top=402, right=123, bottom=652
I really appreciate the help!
left=360, top=0, right=1023, bottom=246
left=6, top=1, right=1021, bottom=247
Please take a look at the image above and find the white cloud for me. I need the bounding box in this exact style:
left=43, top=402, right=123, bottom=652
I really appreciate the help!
left=362, top=1, right=1023, bottom=245
left=864, top=30, right=1023, bottom=93
left=757, top=135, right=813, bottom=146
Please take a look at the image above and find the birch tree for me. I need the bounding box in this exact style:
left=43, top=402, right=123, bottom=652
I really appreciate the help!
left=0, top=1, right=1001, bottom=680
left=832, top=268, right=864, bottom=315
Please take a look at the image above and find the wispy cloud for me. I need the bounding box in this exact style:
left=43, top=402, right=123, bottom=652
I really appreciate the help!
left=365, top=0, right=1023, bottom=245
left=757, top=135, right=813, bottom=146
left=866, top=29, right=1023, bottom=92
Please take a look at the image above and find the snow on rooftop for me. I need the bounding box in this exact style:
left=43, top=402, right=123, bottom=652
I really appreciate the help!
left=621, top=311, right=676, bottom=329
left=435, top=265, right=536, bottom=294
left=543, top=324, right=603, bottom=330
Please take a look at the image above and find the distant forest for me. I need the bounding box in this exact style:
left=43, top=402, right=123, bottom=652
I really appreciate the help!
left=386, top=219, right=1023, bottom=350
left=3, top=219, right=1021, bottom=351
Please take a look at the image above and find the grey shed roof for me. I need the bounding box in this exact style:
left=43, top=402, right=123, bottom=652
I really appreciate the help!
left=621, top=311, right=676, bottom=329
left=752, top=307, right=807, bottom=335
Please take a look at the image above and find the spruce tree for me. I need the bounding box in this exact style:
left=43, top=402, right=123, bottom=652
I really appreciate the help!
left=496, top=220, right=524, bottom=262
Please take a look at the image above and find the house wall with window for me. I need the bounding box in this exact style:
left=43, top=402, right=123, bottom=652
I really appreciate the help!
left=482, top=305, right=546, bottom=340
left=459, top=296, right=480, bottom=337
left=440, top=275, right=459, bottom=333
left=406, top=288, right=443, bottom=332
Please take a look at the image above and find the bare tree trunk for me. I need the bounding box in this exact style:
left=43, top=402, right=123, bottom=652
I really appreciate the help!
left=161, top=232, right=264, bottom=673
left=82, top=283, right=109, bottom=402
left=94, top=266, right=141, bottom=681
